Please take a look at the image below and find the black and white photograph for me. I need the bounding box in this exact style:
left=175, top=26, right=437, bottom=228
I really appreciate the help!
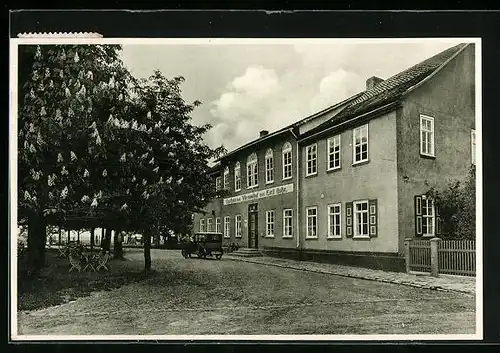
left=9, top=36, right=482, bottom=340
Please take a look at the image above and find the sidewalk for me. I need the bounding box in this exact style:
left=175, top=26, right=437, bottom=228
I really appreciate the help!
left=225, top=254, right=476, bottom=295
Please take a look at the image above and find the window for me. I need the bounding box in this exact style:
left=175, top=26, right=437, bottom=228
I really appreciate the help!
left=234, top=162, right=241, bottom=191
left=327, top=203, right=341, bottom=238
left=235, top=215, right=242, bottom=238
left=282, top=142, right=293, bottom=180
left=265, top=149, right=274, bottom=184
left=415, top=195, right=440, bottom=237
left=306, top=143, right=317, bottom=176
left=420, top=115, right=435, bottom=157
left=353, top=201, right=369, bottom=238
left=215, top=176, right=222, bottom=191
left=266, top=210, right=275, bottom=237
left=223, top=167, right=230, bottom=190
left=353, top=124, right=369, bottom=164
left=224, top=216, right=230, bottom=238
left=471, top=129, right=476, bottom=165
left=247, top=153, right=258, bottom=188
left=200, top=219, right=205, bottom=232
left=206, top=218, right=213, bottom=232
left=215, top=217, right=221, bottom=233
left=283, top=209, right=293, bottom=238
left=327, top=135, right=341, bottom=171
left=306, top=207, right=318, bottom=238
left=422, top=197, right=435, bottom=237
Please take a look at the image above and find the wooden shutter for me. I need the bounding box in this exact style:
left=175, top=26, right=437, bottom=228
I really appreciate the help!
left=435, top=203, right=442, bottom=235
left=368, top=199, right=378, bottom=238
left=346, top=202, right=353, bottom=238
left=414, top=195, right=423, bottom=236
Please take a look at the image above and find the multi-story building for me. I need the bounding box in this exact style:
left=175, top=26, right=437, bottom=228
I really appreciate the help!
left=193, top=43, right=476, bottom=271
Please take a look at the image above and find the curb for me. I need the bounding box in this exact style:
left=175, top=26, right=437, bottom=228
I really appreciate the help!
left=226, top=256, right=475, bottom=296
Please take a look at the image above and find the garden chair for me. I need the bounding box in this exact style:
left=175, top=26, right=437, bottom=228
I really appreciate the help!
left=96, top=251, right=110, bottom=272
left=68, top=252, right=83, bottom=272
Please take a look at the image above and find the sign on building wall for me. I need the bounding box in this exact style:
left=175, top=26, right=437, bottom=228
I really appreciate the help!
left=223, top=183, right=294, bottom=206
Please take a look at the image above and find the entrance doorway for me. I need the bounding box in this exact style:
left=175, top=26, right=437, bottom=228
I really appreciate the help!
left=248, top=203, right=258, bottom=249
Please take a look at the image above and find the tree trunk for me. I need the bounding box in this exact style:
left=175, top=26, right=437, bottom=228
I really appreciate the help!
left=113, top=229, right=124, bottom=259
left=27, top=212, right=47, bottom=275
left=58, top=226, right=62, bottom=245
left=90, top=228, right=95, bottom=250
left=154, top=232, right=161, bottom=248
left=143, top=229, right=152, bottom=273
left=103, top=228, right=112, bottom=252
left=77, top=230, right=80, bottom=242
left=67, top=229, right=70, bottom=243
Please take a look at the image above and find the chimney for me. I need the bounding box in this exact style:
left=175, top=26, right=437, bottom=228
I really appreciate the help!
left=259, top=130, right=269, bottom=138
left=366, top=76, right=384, bottom=90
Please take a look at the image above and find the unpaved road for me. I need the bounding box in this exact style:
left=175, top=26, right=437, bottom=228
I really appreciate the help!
left=17, top=249, right=475, bottom=336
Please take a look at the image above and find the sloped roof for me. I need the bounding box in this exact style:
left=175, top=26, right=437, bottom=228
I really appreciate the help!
left=300, top=43, right=469, bottom=140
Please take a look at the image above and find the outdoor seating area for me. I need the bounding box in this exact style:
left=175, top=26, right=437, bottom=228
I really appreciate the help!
left=58, top=243, right=111, bottom=273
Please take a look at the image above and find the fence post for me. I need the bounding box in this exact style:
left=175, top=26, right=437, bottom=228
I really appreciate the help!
left=404, top=238, right=412, bottom=273
left=430, top=237, right=441, bottom=277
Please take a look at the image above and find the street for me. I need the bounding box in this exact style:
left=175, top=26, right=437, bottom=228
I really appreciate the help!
left=17, top=249, right=475, bottom=336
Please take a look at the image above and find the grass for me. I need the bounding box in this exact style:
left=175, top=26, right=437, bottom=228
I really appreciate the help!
left=17, top=249, right=155, bottom=311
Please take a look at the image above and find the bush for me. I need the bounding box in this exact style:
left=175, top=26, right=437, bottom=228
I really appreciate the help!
left=426, top=166, right=476, bottom=239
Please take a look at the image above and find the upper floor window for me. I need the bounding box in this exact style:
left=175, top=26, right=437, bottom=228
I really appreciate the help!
left=234, top=162, right=241, bottom=192
left=282, top=142, right=293, bottom=180
left=215, top=176, right=222, bottom=191
left=327, top=134, right=341, bottom=171
left=223, top=167, right=230, bottom=190
left=353, top=124, right=369, bottom=164
left=247, top=153, right=258, bottom=188
left=471, top=129, right=476, bottom=165
left=420, top=115, right=435, bottom=157
left=306, top=143, right=318, bottom=176
left=265, top=148, right=274, bottom=184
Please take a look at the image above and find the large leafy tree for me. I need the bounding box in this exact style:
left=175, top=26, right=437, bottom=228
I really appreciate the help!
left=18, top=45, right=224, bottom=273
left=18, top=44, right=133, bottom=272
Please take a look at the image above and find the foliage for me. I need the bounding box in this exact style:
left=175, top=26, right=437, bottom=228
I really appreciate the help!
left=18, top=44, right=225, bottom=271
left=426, top=166, right=476, bottom=239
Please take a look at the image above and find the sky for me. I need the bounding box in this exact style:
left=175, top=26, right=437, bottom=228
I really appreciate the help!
left=119, top=40, right=465, bottom=152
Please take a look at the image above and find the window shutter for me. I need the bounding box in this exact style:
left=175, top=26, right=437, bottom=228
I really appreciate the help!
left=414, top=195, right=423, bottom=236
left=368, top=199, right=378, bottom=238
left=435, top=204, right=442, bottom=235
left=346, top=202, right=353, bottom=238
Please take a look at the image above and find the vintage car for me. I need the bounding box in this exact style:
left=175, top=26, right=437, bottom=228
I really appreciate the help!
left=181, top=232, right=224, bottom=260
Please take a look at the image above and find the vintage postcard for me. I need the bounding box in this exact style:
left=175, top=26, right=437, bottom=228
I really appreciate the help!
left=9, top=36, right=482, bottom=341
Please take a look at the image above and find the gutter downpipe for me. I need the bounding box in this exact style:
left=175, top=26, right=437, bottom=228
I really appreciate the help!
left=288, top=128, right=301, bottom=259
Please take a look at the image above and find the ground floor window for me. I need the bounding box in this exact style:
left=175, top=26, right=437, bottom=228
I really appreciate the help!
left=283, top=209, right=293, bottom=238
left=200, top=219, right=205, bottom=232
left=306, top=207, right=318, bottom=238
left=206, top=218, right=213, bottom=232
left=215, top=217, right=221, bottom=233
left=266, top=210, right=275, bottom=237
left=415, top=195, right=441, bottom=237
left=235, top=215, right=242, bottom=238
left=353, top=201, right=369, bottom=238
left=327, top=203, right=341, bottom=238
left=224, top=216, right=230, bottom=238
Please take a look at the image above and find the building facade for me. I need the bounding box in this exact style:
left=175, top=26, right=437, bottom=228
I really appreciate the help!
left=193, top=43, right=476, bottom=271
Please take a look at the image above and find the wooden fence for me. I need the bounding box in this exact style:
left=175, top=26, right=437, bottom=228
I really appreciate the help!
left=405, top=238, right=476, bottom=277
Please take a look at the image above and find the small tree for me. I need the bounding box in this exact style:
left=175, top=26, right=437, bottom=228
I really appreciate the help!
left=426, top=166, right=476, bottom=239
